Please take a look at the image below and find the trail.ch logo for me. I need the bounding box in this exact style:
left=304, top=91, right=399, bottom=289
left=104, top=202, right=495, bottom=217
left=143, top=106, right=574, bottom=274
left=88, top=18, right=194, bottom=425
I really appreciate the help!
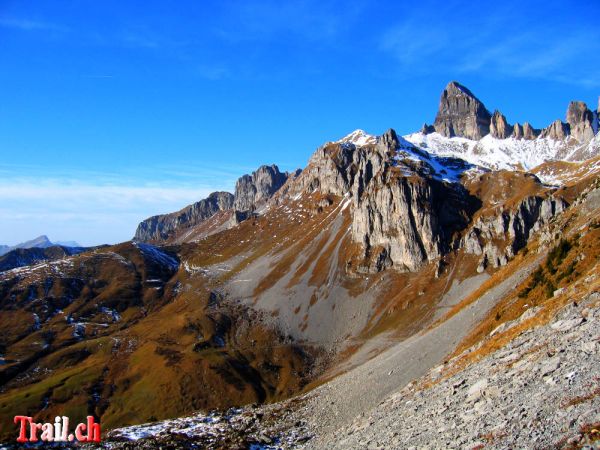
left=13, top=415, right=101, bottom=443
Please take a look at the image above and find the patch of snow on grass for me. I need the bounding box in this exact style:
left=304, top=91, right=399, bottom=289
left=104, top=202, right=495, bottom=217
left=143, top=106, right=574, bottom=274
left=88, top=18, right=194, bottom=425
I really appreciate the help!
left=133, top=243, right=179, bottom=270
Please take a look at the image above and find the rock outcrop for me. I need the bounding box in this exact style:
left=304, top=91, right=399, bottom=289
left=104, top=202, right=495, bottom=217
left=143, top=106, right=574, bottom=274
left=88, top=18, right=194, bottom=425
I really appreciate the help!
left=490, top=110, right=512, bottom=139
left=536, top=101, right=597, bottom=143
left=234, top=164, right=288, bottom=212
left=134, top=164, right=289, bottom=243
left=566, top=101, right=595, bottom=142
left=522, top=122, right=539, bottom=140
left=420, top=123, right=435, bottom=134
left=433, top=81, right=492, bottom=140
left=292, top=129, right=476, bottom=272
left=511, top=122, right=539, bottom=140
left=351, top=176, right=443, bottom=272
left=594, top=98, right=599, bottom=135
left=463, top=195, right=567, bottom=271
left=134, top=191, right=234, bottom=242
left=288, top=125, right=573, bottom=273
left=540, top=119, right=570, bottom=140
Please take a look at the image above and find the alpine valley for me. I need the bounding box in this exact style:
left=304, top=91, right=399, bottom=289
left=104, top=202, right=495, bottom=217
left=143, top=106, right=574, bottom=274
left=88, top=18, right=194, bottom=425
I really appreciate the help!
left=1, top=82, right=599, bottom=449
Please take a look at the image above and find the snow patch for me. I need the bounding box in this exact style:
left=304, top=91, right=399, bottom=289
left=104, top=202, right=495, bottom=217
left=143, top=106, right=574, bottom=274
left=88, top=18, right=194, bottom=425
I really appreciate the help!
left=109, top=412, right=222, bottom=441
left=133, top=242, right=179, bottom=271
left=403, top=132, right=575, bottom=171
left=100, top=307, right=121, bottom=322
left=394, top=136, right=481, bottom=183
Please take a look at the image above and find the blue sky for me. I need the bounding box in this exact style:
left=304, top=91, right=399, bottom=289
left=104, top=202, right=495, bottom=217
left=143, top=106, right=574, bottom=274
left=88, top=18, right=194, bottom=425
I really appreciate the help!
left=1, top=0, right=599, bottom=246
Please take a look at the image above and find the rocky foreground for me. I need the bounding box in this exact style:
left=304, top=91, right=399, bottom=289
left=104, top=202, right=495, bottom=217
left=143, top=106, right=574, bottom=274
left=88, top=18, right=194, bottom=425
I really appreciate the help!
left=322, top=291, right=600, bottom=449
left=94, top=289, right=599, bottom=450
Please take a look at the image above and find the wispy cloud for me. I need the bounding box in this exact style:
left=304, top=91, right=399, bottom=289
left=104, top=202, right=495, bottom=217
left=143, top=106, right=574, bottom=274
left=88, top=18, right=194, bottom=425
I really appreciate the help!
left=379, top=1, right=600, bottom=87
left=0, top=157, right=256, bottom=246
left=120, top=31, right=162, bottom=49
left=213, top=0, right=364, bottom=43
left=84, top=74, right=115, bottom=79
left=0, top=180, right=209, bottom=206
left=0, top=16, right=67, bottom=32
left=0, top=173, right=234, bottom=246
left=196, top=64, right=232, bottom=81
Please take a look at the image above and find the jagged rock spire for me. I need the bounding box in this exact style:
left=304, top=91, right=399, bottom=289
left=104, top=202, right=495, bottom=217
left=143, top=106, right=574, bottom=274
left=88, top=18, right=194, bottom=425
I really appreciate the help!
left=540, top=119, right=570, bottom=140
left=593, top=97, right=600, bottom=135
left=433, top=81, right=492, bottom=140
left=512, top=122, right=539, bottom=140
left=490, top=110, right=512, bottom=139
left=234, top=164, right=288, bottom=212
left=566, top=101, right=595, bottom=142
left=379, top=128, right=399, bottom=150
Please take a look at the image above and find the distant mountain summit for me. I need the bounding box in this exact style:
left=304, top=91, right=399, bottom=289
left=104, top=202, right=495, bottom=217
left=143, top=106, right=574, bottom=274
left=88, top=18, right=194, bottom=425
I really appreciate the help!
left=411, top=82, right=600, bottom=172
left=0, top=235, right=52, bottom=256
left=0, top=235, right=81, bottom=257
left=433, top=81, right=492, bottom=140
left=19, top=235, right=53, bottom=249
left=426, top=80, right=599, bottom=146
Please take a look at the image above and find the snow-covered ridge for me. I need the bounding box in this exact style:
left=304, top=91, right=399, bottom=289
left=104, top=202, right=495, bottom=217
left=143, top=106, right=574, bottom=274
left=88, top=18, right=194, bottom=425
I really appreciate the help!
left=337, top=129, right=377, bottom=147
left=334, top=128, right=599, bottom=185
left=403, top=132, right=591, bottom=172
left=394, top=136, right=481, bottom=183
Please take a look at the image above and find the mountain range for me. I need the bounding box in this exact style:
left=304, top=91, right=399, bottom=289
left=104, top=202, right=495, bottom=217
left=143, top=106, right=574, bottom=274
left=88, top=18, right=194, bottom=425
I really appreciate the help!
left=133, top=81, right=600, bottom=260
left=0, top=82, right=598, bottom=448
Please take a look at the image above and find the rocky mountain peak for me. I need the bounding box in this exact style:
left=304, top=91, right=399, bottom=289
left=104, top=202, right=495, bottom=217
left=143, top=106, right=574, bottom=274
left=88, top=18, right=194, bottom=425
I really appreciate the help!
left=134, top=164, right=290, bottom=244
left=522, top=122, right=539, bottom=140
left=445, top=80, right=477, bottom=98
left=433, top=81, right=492, bottom=140
left=0, top=235, right=56, bottom=257
left=420, top=123, right=435, bottom=134
left=337, top=129, right=377, bottom=146
left=490, top=110, right=512, bottom=139
left=379, top=128, right=399, bottom=150
left=566, top=100, right=595, bottom=142
left=206, top=191, right=235, bottom=210
left=512, top=122, right=539, bottom=140
left=540, top=119, right=570, bottom=140
left=22, top=235, right=52, bottom=248
left=234, top=164, right=288, bottom=212
left=134, top=191, right=234, bottom=242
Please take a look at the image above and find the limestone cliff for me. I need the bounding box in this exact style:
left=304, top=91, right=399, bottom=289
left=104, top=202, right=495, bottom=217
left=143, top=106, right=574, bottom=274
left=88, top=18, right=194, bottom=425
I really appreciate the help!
left=134, top=191, right=234, bottom=242
left=234, top=164, right=288, bottom=212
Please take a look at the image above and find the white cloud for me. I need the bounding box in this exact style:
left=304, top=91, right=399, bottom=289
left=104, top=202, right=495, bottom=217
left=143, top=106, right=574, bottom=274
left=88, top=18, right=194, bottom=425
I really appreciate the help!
left=0, top=16, right=66, bottom=32
left=0, top=178, right=217, bottom=247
